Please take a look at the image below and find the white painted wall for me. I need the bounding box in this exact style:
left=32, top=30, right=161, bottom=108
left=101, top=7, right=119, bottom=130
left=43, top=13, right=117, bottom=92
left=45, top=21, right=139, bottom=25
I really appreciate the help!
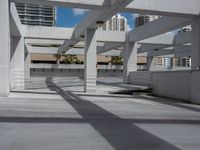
left=128, top=70, right=191, bottom=103
left=152, top=71, right=191, bottom=102
left=128, top=71, right=152, bottom=86
left=191, top=71, right=200, bottom=104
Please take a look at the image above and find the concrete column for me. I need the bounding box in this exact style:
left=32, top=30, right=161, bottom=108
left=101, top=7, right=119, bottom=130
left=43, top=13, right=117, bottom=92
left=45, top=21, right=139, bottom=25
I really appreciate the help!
left=123, top=39, right=138, bottom=83
left=56, top=54, right=60, bottom=65
left=191, top=18, right=200, bottom=104
left=25, top=53, right=30, bottom=79
left=0, top=0, right=10, bottom=96
left=84, top=29, right=97, bottom=92
left=146, top=56, right=153, bottom=70
left=146, top=52, right=155, bottom=71
left=172, top=58, right=176, bottom=68
left=24, top=45, right=31, bottom=89
left=10, top=37, right=25, bottom=91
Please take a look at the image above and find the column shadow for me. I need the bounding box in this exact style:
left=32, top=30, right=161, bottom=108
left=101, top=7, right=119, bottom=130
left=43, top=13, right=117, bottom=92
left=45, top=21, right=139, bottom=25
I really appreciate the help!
left=45, top=77, right=180, bottom=150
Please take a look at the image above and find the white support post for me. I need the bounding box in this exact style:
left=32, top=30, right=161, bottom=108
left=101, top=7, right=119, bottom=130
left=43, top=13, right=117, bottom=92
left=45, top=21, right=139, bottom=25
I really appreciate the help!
left=25, top=45, right=31, bottom=88
left=0, top=0, right=11, bottom=96
left=84, top=29, right=97, bottom=92
left=123, top=38, right=138, bottom=83
left=10, top=36, right=25, bottom=91
left=191, top=18, right=200, bottom=104
left=146, top=52, right=155, bottom=71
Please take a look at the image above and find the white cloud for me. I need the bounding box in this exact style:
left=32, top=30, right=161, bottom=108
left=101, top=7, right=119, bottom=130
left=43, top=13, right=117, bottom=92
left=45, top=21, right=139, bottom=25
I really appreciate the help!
left=131, top=14, right=139, bottom=20
left=127, top=24, right=132, bottom=31
left=72, top=9, right=88, bottom=16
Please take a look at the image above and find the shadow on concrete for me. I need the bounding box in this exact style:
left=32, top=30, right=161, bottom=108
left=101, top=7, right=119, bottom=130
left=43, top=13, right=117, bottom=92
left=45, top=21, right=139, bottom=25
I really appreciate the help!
left=42, top=77, right=181, bottom=150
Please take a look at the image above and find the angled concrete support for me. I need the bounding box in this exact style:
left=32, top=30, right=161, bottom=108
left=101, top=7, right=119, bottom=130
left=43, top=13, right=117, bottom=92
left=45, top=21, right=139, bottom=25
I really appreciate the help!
left=84, top=29, right=97, bottom=92
left=191, top=18, right=200, bottom=104
left=60, top=0, right=132, bottom=53
left=0, top=0, right=10, bottom=96
left=123, top=38, right=138, bottom=83
left=10, top=36, right=25, bottom=91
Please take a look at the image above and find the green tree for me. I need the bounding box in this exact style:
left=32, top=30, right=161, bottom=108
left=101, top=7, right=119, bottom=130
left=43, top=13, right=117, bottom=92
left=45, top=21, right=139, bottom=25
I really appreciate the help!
left=63, top=55, right=80, bottom=64
left=110, top=56, right=123, bottom=65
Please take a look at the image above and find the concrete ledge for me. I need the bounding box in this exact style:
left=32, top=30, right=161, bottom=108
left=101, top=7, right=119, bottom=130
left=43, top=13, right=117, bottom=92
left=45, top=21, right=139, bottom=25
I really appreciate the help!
left=128, top=70, right=191, bottom=103
left=152, top=71, right=190, bottom=102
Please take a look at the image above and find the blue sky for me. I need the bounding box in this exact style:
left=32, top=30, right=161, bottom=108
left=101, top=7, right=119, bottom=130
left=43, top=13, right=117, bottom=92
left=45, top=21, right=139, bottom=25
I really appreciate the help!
left=56, top=7, right=136, bottom=30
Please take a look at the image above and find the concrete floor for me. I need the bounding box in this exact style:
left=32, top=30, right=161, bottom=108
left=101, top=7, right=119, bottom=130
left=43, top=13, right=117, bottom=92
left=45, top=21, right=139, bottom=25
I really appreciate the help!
left=1, top=76, right=200, bottom=150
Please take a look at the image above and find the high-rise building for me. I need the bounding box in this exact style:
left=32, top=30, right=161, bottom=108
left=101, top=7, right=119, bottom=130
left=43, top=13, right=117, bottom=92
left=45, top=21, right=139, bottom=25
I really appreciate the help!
left=100, top=14, right=127, bottom=31
left=156, top=57, right=172, bottom=68
left=16, top=3, right=56, bottom=27
left=175, top=57, right=191, bottom=67
left=135, top=15, right=159, bottom=28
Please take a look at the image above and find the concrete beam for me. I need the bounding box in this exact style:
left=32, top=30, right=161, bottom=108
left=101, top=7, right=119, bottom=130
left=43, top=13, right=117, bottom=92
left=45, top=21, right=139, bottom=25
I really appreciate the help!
left=150, top=49, right=174, bottom=57
left=29, top=46, right=85, bottom=55
left=29, top=45, right=122, bottom=56
left=149, top=45, right=191, bottom=57
left=139, top=32, right=191, bottom=46
left=138, top=43, right=171, bottom=53
left=59, top=30, right=126, bottom=53
left=139, top=33, right=175, bottom=45
left=29, top=46, right=58, bottom=54
left=25, top=39, right=64, bottom=45
left=11, top=0, right=111, bottom=10
left=174, top=45, right=191, bottom=53
left=24, top=26, right=74, bottom=40
left=125, top=0, right=200, bottom=17
left=25, top=28, right=191, bottom=55
left=100, top=50, right=122, bottom=56
left=129, top=16, right=190, bottom=42
left=137, top=32, right=191, bottom=53
left=175, top=52, right=191, bottom=58
left=96, top=30, right=126, bottom=43
left=25, top=28, right=126, bottom=42
left=29, top=44, right=122, bottom=56
left=97, top=42, right=123, bottom=55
